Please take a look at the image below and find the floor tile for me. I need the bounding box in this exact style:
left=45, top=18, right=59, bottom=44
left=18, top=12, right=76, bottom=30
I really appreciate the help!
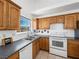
left=35, top=50, right=72, bottom=59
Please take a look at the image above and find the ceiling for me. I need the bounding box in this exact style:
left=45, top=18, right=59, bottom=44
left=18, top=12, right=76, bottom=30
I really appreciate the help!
left=12, top=0, right=79, bottom=19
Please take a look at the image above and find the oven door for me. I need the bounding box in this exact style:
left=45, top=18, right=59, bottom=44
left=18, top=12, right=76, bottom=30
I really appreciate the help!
left=49, top=37, right=67, bottom=51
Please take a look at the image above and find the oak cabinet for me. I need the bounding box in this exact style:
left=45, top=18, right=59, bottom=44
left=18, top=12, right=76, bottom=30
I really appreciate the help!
left=64, top=14, right=77, bottom=29
left=38, top=18, right=49, bottom=29
left=32, top=19, right=37, bottom=29
left=32, top=37, right=49, bottom=59
left=42, top=18, right=49, bottom=29
left=68, top=40, right=79, bottom=58
left=45, top=37, right=49, bottom=51
left=0, top=0, right=7, bottom=29
left=8, top=2, right=20, bottom=30
left=7, top=52, right=19, bottom=59
left=77, top=13, right=79, bottom=21
left=32, top=39, right=40, bottom=59
left=32, top=43, right=36, bottom=59
left=32, top=19, right=39, bottom=29
left=0, top=0, right=21, bottom=30
left=38, top=19, right=42, bottom=29
left=49, top=17, right=57, bottom=24
left=39, top=37, right=49, bottom=51
left=57, top=16, right=64, bottom=23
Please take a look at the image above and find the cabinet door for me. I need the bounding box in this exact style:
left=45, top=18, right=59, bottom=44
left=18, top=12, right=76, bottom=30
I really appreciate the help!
left=38, top=18, right=49, bottom=29
left=43, top=37, right=49, bottom=51
left=57, top=16, right=64, bottom=23
left=32, top=44, right=36, bottom=59
left=8, top=3, right=20, bottom=30
left=42, top=37, right=46, bottom=50
left=32, top=40, right=38, bottom=59
left=8, top=52, right=19, bottom=59
left=32, top=19, right=38, bottom=29
left=42, top=19, right=49, bottom=29
left=64, top=14, right=77, bottom=29
left=49, top=17, right=57, bottom=24
left=77, top=13, right=79, bottom=21
left=39, top=37, right=49, bottom=51
left=38, top=19, right=41, bottom=29
left=38, top=19, right=43, bottom=29
left=45, top=37, right=49, bottom=51
left=68, top=40, right=79, bottom=58
left=37, top=39, right=40, bottom=54
left=0, top=0, right=7, bottom=29
left=39, top=38, right=43, bottom=49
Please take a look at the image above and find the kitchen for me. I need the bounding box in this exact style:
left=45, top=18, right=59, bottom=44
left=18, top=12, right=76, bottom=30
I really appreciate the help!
left=0, top=0, right=79, bottom=59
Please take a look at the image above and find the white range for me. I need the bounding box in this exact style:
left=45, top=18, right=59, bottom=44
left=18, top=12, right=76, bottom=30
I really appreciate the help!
left=49, top=23, right=74, bottom=58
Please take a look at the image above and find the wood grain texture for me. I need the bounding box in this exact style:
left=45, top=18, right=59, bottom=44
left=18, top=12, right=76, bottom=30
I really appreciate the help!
left=64, top=13, right=77, bottom=29
left=8, top=52, right=19, bottom=59
left=0, top=0, right=7, bottom=29
left=39, top=37, right=49, bottom=51
left=68, top=39, right=79, bottom=58
left=8, top=2, right=20, bottom=30
left=57, top=15, right=64, bottom=23
left=0, top=0, right=21, bottom=30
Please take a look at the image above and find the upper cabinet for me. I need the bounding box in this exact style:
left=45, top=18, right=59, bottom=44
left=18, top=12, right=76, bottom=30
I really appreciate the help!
left=0, top=0, right=7, bottom=29
left=33, top=13, right=79, bottom=30
left=8, top=2, right=20, bottom=30
left=57, top=16, right=64, bottom=23
left=0, top=0, right=21, bottom=30
left=49, top=17, right=57, bottom=24
left=38, top=18, right=49, bottom=29
left=64, top=14, right=77, bottom=29
left=32, top=19, right=39, bottom=29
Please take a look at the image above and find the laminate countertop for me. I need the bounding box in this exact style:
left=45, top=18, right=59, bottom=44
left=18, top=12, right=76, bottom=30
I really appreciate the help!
left=0, top=35, right=76, bottom=59
left=0, top=36, right=39, bottom=59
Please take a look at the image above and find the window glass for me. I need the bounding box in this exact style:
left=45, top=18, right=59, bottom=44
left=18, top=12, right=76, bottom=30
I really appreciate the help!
left=20, top=16, right=31, bottom=32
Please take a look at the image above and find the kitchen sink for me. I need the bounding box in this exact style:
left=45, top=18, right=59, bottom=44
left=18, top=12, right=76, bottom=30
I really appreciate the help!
left=24, top=35, right=39, bottom=41
left=25, top=36, right=35, bottom=40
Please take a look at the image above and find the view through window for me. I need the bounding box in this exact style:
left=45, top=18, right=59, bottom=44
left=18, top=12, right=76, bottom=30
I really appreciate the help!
left=20, top=16, right=31, bottom=32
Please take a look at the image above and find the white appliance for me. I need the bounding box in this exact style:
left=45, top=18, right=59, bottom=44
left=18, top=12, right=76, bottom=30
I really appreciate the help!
left=19, top=43, right=32, bottom=59
left=49, top=23, right=67, bottom=57
left=50, top=23, right=64, bottom=30
left=49, top=37, right=67, bottom=57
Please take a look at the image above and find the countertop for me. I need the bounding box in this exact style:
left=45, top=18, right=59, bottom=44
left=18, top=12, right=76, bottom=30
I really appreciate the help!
left=0, top=34, right=76, bottom=59
left=0, top=36, right=39, bottom=59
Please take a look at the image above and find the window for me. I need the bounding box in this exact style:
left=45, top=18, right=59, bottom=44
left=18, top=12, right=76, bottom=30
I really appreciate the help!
left=20, top=16, right=31, bottom=32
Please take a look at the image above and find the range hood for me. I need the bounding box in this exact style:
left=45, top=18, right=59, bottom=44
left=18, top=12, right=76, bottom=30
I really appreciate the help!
left=50, top=23, right=64, bottom=30
left=50, top=23, right=65, bottom=37
left=50, top=23, right=74, bottom=37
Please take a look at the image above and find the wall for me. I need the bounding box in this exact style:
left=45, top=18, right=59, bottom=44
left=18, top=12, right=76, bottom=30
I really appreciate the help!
left=0, top=31, right=28, bottom=46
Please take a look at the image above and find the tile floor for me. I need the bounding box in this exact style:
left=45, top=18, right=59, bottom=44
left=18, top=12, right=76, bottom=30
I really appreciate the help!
left=35, top=50, right=72, bottom=59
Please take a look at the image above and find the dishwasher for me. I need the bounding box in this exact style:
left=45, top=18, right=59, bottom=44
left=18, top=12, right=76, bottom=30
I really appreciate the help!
left=19, top=43, right=32, bottom=59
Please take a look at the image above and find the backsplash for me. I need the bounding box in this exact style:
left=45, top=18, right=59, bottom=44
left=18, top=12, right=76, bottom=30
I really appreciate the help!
left=0, top=29, right=75, bottom=45
left=33, top=29, right=50, bottom=35
left=33, top=29, right=75, bottom=37
left=0, top=31, right=29, bottom=46
left=0, top=30, right=16, bottom=45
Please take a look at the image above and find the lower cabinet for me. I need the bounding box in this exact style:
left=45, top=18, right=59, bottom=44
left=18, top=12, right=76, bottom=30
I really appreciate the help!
left=68, top=40, right=79, bottom=58
left=32, top=39, right=40, bottom=59
left=7, top=52, right=19, bottom=59
left=19, top=43, right=32, bottom=59
left=39, top=37, right=49, bottom=51
left=8, top=37, right=49, bottom=59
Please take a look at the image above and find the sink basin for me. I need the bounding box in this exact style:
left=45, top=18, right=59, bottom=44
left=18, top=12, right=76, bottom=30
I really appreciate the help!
left=25, top=37, right=35, bottom=40
left=25, top=38, right=33, bottom=40
left=24, top=35, right=38, bottom=41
